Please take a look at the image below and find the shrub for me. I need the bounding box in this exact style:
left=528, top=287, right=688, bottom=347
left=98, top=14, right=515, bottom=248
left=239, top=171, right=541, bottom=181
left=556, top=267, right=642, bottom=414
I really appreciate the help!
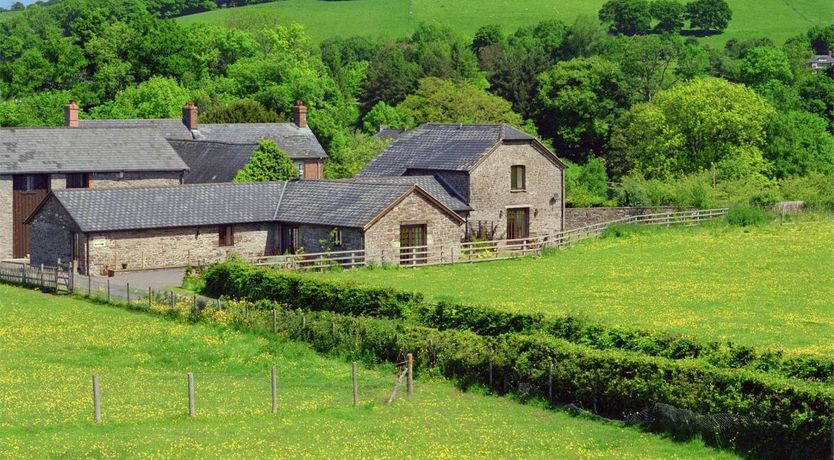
left=779, top=172, right=834, bottom=212
left=202, top=261, right=422, bottom=319
left=726, top=205, right=771, bottom=226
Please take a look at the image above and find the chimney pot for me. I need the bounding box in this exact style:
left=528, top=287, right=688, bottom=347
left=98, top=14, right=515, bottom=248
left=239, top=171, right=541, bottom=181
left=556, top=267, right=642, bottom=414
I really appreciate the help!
left=182, top=102, right=198, bottom=130
left=293, top=100, right=308, bottom=128
left=64, top=100, right=79, bottom=128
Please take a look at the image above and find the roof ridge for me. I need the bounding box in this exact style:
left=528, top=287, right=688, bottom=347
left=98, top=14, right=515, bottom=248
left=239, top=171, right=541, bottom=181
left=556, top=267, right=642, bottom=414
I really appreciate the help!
left=52, top=181, right=284, bottom=194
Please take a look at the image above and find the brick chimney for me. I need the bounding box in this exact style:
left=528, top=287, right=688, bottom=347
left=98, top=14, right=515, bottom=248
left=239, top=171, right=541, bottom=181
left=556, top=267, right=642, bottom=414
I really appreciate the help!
left=64, top=100, right=79, bottom=128
left=182, top=102, right=198, bottom=130
left=293, top=100, right=308, bottom=128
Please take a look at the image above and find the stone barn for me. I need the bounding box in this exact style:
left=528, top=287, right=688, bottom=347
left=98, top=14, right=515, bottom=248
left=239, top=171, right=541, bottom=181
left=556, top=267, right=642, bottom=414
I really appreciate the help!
left=27, top=181, right=465, bottom=274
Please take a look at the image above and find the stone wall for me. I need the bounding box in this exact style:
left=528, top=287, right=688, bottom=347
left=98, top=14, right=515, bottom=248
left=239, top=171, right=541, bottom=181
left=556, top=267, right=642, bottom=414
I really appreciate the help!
left=364, top=191, right=462, bottom=264
left=90, top=171, right=182, bottom=189
left=564, top=206, right=681, bottom=230
left=84, top=223, right=275, bottom=274
left=468, top=143, right=563, bottom=239
left=0, top=175, right=14, bottom=259
left=28, top=197, right=77, bottom=267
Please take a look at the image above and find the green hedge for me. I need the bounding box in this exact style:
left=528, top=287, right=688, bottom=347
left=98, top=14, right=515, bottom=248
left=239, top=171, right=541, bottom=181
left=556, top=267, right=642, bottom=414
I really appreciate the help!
left=204, top=261, right=831, bottom=383
left=203, top=260, right=422, bottom=319
left=228, top=305, right=832, bottom=459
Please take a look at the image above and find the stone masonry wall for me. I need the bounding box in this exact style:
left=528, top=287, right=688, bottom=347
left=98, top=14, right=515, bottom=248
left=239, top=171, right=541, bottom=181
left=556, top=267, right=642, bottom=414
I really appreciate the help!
left=0, top=175, right=14, bottom=259
left=468, top=143, right=563, bottom=239
left=85, top=223, right=274, bottom=274
left=28, top=197, right=78, bottom=267
left=90, top=171, right=182, bottom=189
left=564, top=206, right=682, bottom=230
left=364, top=191, right=462, bottom=265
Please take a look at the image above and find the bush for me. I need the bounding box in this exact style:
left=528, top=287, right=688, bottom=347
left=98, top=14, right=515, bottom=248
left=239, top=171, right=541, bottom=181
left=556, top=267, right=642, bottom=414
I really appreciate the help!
left=780, top=172, right=834, bottom=212
left=726, top=205, right=771, bottom=226
left=202, top=260, right=422, bottom=319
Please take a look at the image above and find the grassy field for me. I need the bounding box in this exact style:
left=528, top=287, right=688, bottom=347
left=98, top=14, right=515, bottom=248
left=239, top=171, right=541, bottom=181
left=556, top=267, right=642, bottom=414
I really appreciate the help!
left=176, top=0, right=832, bottom=46
left=323, top=220, right=834, bottom=357
left=0, top=284, right=735, bottom=458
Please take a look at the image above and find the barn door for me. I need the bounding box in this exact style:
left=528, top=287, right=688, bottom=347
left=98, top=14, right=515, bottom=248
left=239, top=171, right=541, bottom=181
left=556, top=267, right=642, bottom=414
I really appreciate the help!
left=506, top=208, right=529, bottom=241
left=12, top=174, right=49, bottom=259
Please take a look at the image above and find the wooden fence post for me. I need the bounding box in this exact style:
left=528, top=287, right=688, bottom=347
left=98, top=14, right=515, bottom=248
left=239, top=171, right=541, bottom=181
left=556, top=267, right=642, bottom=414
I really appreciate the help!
left=548, top=361, right=554, bottom=404
left=39, top=264, right=44, bottom=289
left=106, top=279, right=110, bottom=303
left=92, top=374, right=101, bottom=424
left=352, top=362, right=359, bottom=407
left=148, top=287, right=152, bottom=308
left=301, top=314, right=306, bottom=329
left=406, top=353, right=413, bottom=397
left=271, top=365, right=278, bottom=414
left=187, top=372, right=196, bottom=417
left=87, top=272, right=91, bottom=297
left=126, top=282, right=130, bottom=304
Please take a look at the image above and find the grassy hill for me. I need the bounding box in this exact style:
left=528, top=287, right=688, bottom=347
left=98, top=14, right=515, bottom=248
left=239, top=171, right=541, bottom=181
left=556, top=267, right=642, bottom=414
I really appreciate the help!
left=0, top=284, right=734, bottom=458
left=323, top=220, right=834, bottom=356
left=176, top=0, right=832, bottom=46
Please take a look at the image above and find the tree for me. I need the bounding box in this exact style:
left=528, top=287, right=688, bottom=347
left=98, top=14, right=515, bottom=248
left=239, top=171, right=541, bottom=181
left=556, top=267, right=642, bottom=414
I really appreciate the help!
left=598, top=0, right=652, bottom=35
left=472, top=24, right=504, bottom=55
left=234, top=140, right=300, bottom=182
left=362, top=45, right=420, bottom=108
left=562, top=15, right=608, bottom=59
left=797, top=75, right=834, bottom=134
left=605, top=35, right=681, bottom=102
left=396, top=77, right=526, bottom=128
left=10, top=2, right=25, bottom=11
left=650, top=0, right=685, bottom=33
left=362, top=101, right=407, bottom=134
left=609, top=78, right=775, bottom=178
left=685, top=0, right=732, bottom=33
left=535, top=57, right=629, bottom=161
left=738, top=47, right=792, bottom=86
left=201, top=100, right=280, bottom=123
left=90, top=76, right=191, bottom=119
left=807, top=24, right=834, bottom=55
left=323, top=130, right=389, bottom=179
left=764, top=111, right=834, bottom=178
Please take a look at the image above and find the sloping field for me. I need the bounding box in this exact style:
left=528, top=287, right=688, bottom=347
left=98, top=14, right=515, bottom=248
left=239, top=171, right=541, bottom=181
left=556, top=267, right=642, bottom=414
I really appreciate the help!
left=324, top=221, right=834, bottom=356
left=0, top=284, right=733, bottom=458
left=176, top=0, right=832, bottom=46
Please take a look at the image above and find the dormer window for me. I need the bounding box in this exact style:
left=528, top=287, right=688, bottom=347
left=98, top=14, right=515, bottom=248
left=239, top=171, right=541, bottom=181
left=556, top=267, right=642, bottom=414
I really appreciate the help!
left=511, top=165, right=526, bottom=191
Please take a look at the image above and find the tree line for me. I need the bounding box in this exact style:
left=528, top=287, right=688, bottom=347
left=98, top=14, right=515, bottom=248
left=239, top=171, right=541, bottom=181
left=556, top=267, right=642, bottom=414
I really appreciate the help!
left=0, top=0, right=832, bottom=208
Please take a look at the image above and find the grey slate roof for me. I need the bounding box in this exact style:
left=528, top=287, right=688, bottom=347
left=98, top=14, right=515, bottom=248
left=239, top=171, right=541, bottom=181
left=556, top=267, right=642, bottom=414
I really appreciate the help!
left=48, top=182, right=285, bottom=232
left=343, top=175, right=471, bottom=212
left=357, top=123, right=535, bottom=177
left=0, top=127, right=189, bottom=174
left=40, top=180, right=463, bottom=232
left=169, top=140, right=258, bottom=184
left=80, top=120, right=327, bottom=159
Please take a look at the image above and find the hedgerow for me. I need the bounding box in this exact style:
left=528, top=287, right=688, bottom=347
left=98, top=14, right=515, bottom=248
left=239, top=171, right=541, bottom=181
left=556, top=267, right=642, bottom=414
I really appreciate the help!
left=204, top=261, right=831, bottom=383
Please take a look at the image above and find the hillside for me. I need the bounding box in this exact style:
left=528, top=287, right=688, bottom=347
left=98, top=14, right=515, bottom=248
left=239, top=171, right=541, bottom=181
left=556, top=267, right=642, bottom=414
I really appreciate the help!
left=323, top=220, right=834, bottom=356
left=176, top=0, right=832, bottom=46
left=0, top=284, right=734, bottom=458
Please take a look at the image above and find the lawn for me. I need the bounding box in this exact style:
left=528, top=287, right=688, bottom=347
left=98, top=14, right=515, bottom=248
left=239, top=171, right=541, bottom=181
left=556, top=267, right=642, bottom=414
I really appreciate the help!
left=176, top=0, right=832, bottom=46
left=0, top=284, right=734, bottom=458
left=323, top=220, right=834, bottom=356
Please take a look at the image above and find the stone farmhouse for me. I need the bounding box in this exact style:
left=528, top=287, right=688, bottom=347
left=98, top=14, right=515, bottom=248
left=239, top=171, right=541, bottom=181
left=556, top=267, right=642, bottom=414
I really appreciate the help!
left=357, top=123, right=566, bottom=241
left=27, top=181, right=464, bottom=273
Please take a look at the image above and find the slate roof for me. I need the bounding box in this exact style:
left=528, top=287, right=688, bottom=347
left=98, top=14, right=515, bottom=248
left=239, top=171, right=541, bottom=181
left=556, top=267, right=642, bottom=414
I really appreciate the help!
left=343, top=175, right=471, bottom=212
left=36, top=180, right=463, bottom=232
left=357, top=123, right=536, bottom=177
left=80, top=120, right=327, bottom=159
left=169, top=140, right=258, bottom=184
left=46, top=182, right=285, bottom=232
left=0, top=127, right=189, bottom=174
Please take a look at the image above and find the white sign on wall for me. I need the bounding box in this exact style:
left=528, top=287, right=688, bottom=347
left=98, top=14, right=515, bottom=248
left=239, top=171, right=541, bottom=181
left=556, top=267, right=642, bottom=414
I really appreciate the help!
left=91, top=237, right=106, bottom=248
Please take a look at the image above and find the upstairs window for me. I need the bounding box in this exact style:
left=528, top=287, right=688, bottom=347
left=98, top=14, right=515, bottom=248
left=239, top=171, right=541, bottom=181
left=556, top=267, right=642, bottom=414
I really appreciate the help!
left=218, top=225, right=234, bottom=247
left=511, top=165, right=526, bottom=191
left=67, top=173, right=90, bottom=189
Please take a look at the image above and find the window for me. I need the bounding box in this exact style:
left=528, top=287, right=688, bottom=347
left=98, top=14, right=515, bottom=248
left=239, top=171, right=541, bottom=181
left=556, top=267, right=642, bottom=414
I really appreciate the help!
left=14, top=174, right=47, bottom=193
left=399, top=224, right=427, bottom=265
left=332, top=228, right=343, bottom=246
left=511, top=165, right=526, bottom=191
left=218, top=225, right=234, bottom=247
left=67, top=173, right=89, bottom=189
left=295, top=161, right=304, bottom=177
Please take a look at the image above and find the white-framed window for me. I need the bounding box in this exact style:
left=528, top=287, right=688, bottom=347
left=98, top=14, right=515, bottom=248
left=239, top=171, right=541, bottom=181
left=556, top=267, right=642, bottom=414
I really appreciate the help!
left=295, top=161, right=304, bottom=177
left=332, top=228, right=343, bottom=246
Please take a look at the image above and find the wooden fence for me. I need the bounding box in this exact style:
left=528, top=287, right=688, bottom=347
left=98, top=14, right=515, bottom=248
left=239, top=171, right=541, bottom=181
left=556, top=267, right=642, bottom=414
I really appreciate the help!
left=0, top=260, right=69, bottom=292
left=251, top=208, right=729, bottom=270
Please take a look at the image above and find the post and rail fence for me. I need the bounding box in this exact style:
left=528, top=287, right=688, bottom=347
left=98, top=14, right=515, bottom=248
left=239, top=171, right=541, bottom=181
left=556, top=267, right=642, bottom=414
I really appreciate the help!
left=251, top=208, right=729, bottom=271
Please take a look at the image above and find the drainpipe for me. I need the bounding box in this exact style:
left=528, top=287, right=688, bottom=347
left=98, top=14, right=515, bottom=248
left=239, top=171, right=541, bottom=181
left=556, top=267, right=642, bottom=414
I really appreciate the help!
left=85, top=234, right=90, bottom=276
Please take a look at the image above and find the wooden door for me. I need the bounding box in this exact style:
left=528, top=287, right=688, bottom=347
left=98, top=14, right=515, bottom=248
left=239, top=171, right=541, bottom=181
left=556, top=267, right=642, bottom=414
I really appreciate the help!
left=399, top=224, right=427, bottom=265
left=506, top=208, right=529, bottom=240
left=12, top=174, right=49, bottom=258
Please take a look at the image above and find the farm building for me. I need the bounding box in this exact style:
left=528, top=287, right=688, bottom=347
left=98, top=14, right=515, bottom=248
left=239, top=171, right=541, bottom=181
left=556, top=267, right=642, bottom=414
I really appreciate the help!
left=27, top=181, right=464, bottom=274
left=358, top=123, right=566, bottom=240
